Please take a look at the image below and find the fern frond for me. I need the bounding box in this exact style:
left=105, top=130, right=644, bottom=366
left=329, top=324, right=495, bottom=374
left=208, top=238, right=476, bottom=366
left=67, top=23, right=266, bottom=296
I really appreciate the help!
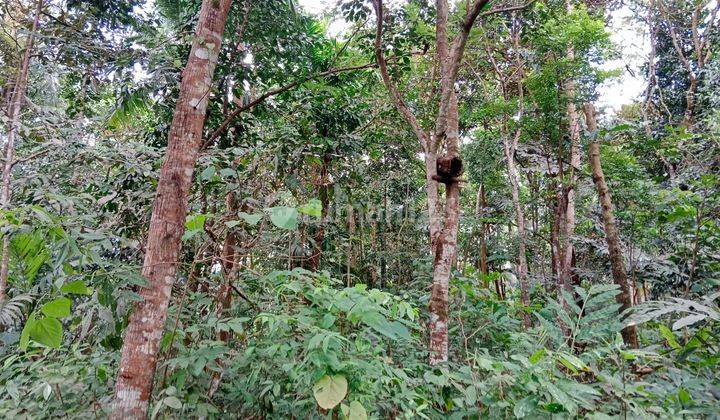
left=0, top=294, right=33, bottom=326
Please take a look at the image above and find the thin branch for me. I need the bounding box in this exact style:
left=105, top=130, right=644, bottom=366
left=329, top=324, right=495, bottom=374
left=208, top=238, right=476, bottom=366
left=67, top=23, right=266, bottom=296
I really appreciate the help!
left=372, top=0, right=429, bottom=151
left=435, top=0, right=491, bottom=139
left=479, top=0, right=536, bottom=18
left=202, top=62, right=378, bottom=149
left=11, top=147, right=49, bottom=167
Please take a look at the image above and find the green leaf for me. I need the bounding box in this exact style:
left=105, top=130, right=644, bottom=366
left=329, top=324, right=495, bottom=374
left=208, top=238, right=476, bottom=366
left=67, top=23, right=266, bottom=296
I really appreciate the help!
left=514, top=396, right=538, bottom=418
left=269, top=207, right=298, bottom=230
left=200, top=166, right=216, bottom=181
left=163, top=396, right=183, bottom=409
left=342, top=400, right=367, bottom=420
left=313, top=374, right=347, bottom=409
left=298, top=199, right=322, bottom=217
left=529, top=348, right=546, bottom=364
left=30, top=317, right=63, bottom=348
left=678, top=388, right=692, bottom=406
left=60, top=280, right=92, bottom=295
left=185, top=213, right=207, bottom=231
left=238, top=212, right=263, bottom=226
left=658, top=325, right=680, bottom=350
left=183, top=213, right=208, bottom=240
left=19, top=313, right=36, bottom=350
left=40, top=297, right=72, bottom=318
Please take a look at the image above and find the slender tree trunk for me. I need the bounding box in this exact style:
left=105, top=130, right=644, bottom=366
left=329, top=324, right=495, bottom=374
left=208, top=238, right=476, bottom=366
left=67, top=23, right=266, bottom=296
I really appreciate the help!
left=504, top=132, right=531, bottom=328
left=475, top=185, right=488, bottom=276
left=558, top=0, right=581, bottom=307
left=0, top=0, right=43, bottom=302
left=373, top=0, right=489, bottom=365
left=346, top=204, right=355, bottom=286
left=112, top=1, right=232, bottom=417
left=309, top=154, right=331, bottom=270
left=502, top=15, right=531, bottom=327
left=428, top=90, right=462, bottom=365
left=207, top=191, right=240, bottom=399
left=583, top=103, right=639, bottom=349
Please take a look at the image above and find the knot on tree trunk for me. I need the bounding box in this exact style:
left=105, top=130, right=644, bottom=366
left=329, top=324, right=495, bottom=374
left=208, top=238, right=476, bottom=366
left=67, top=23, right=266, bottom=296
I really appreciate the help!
left=432, top=156, right=463, bottom=185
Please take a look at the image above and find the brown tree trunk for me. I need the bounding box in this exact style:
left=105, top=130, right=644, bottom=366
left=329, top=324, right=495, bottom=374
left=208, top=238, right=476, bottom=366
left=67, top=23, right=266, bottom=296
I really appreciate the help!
left=558, top=0, right=581, bottom=312
left=373, top=0, right=490, bottom=365
left=207, top=193, right=239, bottom=397
left=308, top=154, right=331, bottom=270
left=111, top=0, right=232, bottom=417
left=0, top=0, right=43, bottom=302
left=502, top=16, right=531, bottom=328
left=475, top=185, right=488, bottom=276
left=583, top=103, right=639, bottom=349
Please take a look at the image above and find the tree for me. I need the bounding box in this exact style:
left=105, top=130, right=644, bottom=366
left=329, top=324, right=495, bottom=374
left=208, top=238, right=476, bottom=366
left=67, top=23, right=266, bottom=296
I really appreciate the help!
left=0, top=0, right=43, bottom=302
left=584, top=102, right=639, bottom=348
left=372, top=0, right=491, bottom=365
left=111, top=0, right=233, bottom=417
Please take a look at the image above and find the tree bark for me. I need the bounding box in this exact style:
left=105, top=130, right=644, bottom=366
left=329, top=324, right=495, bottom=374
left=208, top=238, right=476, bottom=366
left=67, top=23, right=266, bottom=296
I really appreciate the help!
left=502, top=15, right=531, bottom=328
left=111, top=0, right=232, bottom=417
left=373, top=0, right=489, bottom=365
left=0, top=0, right=43, bottom=302
left=308, top=154, right=331, bottom=271
left=475, top=185, right=488, bottom=276
left=583, top=103, right=639, bottom=349
left=558, top=0, right=581, bottom=313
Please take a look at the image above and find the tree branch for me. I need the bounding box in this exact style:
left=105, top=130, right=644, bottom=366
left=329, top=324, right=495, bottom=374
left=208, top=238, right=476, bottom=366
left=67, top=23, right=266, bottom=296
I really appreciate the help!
left=202, top=62, right=379, bottom=149
left=372, top=0, right=429, bottom=151
left=435, top=0, right=491, bottom=140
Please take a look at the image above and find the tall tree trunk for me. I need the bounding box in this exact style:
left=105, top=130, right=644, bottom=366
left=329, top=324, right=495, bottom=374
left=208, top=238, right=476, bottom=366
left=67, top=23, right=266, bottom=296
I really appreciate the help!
left=558, top=0, right=581, bottom=308
left=112, top=1, right=232, bottom=417
left=207, top=191, right=240, bottom=399
left=0, top=0, right=43, bottom=302
left=502, top=15, right=531, bottom=328
left=308, top=154, right=331, bottom=270
left=583, top=103, right=639, bottom=349
left=475, top=185, right=488, bottom=276
left=373, top=0, right=490, bottom=365
left=504, top=130, right=531, bottom=328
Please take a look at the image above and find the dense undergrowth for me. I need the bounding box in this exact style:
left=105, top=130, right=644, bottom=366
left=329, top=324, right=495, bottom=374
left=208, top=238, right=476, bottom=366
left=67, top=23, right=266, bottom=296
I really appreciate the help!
left=2, top=264, right=718, bottom=418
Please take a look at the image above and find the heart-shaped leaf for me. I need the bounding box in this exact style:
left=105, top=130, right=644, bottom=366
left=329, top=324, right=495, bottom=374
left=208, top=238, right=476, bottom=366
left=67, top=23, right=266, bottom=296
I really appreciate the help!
left=313, top=374, right=347, bottom=410
left=40, top=297, right=72, bottom=318
left=30, top=317, right=63, bottom=348
left=269, top=207, right=298, bottom=230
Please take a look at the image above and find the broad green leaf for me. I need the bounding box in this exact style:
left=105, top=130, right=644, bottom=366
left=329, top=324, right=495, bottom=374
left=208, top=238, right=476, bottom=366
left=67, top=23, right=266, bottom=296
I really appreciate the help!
left=163, top=396, right=183, bottom=409
left=30, top=317, right=63, bottom=348
left=200, top=166, right=216, bottom=181
left=313, top=374, right=347, bottom=409
left=185, top=213, right=207, bottom=231
left=183, top=213, right=208, bottom=240
left=659, top=325, right=680, bottom=349
left=61, top=280, right=92, bottom=295
left=341, top=400, right=367, bottom=420
left=678, top=388, right=692, bottom=406
left=514, top=396, right=537, bottom=418
left=269, top=207, right=298, bottom=230
left=19, top=313, right=36, bottom=350
left=298, top=199, right=322, bottom=217
left=238, top=212, right=263, bottom=226
left=40, top=297, right=72, bottom=318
